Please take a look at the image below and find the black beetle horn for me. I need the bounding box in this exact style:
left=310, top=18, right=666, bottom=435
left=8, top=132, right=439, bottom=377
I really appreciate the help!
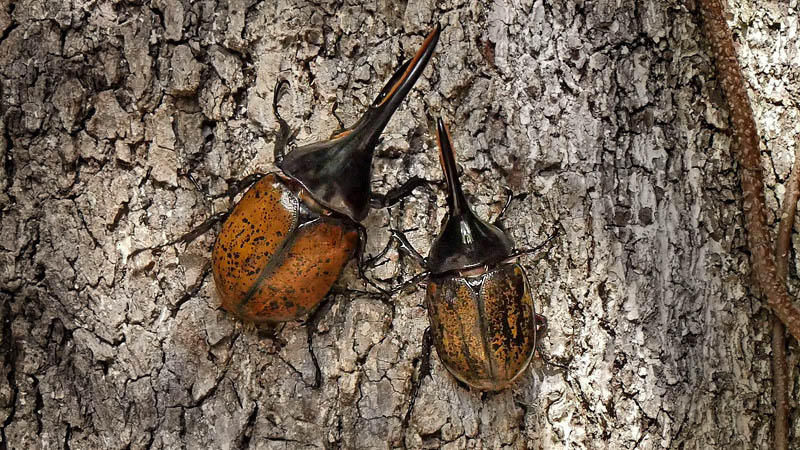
left=436, top=117, right=470, bottom=217
left=277, top=24, right=441, bottom=222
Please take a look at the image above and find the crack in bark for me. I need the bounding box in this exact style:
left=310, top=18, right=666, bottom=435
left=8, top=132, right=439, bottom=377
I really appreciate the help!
left=0, top=296, right=19, bottom=450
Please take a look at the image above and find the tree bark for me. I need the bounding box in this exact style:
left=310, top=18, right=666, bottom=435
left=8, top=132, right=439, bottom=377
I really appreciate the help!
left=0, top=0, right=798, bottom=449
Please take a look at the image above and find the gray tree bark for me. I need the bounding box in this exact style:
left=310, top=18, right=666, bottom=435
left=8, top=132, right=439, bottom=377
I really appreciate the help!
left=1, top=0, right=798, bottom=449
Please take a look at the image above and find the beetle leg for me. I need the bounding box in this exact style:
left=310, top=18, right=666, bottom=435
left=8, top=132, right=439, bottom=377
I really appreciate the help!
left=366, top=229, right=427, bottom=268
left=492, top=187, right=528, bottom=227
left=304, top=294, right=338, bottom=389
left=389, top=270, right=429, bottom=295
left=508, top=227, right=561, bottom=261
left=129, top=211, right=229, bottom=259
left=364, top=229, right=429, bottom=294
left=534, top=314, right=548, bottom=345
left=272, top=79, right=296, bottom=164
left=369, top=177, right=437, bottom=209
left=402, top=327, right=433, bottom=432
left=492, top=186, right=514, bottom=226
left=363, top=229, right=413, bottom=268
left=532, top=315, right=572, bottom=371
left=354, top=224, right=392, bottom=299
left=200, top=172, right=264, bottom=203
left=328, top=99, right=351, bottom=139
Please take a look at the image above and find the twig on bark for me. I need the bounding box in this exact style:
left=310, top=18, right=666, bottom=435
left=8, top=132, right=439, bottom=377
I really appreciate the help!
left=697, top=0, right=800, bottom=341
left=771, top=142, right=799, bottom=450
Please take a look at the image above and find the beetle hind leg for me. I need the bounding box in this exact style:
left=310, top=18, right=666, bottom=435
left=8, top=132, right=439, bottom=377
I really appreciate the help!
left=402, top=327, right=433, bottom=434
left=533, top=315, right=572, bottom=371
left=534, top=314, right=548, bottom=345
left=304, top=294, right=338, bottom=389
left=129, top=211, right=229, bottom=260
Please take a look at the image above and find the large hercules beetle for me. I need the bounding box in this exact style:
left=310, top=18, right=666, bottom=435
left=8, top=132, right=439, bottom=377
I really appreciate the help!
left=389, top=118, right=551, bottom=391
left=132, top=26, right=441, bottom=388
left=209, top=25, right=440, bottom=323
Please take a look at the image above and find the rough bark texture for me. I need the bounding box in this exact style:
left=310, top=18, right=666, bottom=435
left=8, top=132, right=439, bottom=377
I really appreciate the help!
left=1, top=0, right=798, bottom=449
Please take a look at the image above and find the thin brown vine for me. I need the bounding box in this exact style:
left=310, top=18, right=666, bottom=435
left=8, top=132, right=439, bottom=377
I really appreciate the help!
left=697, top=0, right=800, bottom=341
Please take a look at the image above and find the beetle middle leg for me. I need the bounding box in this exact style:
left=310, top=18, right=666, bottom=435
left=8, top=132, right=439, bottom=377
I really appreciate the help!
left=509, top=227, right=561, bottom=260
left=354, top=225, right=393, bottom=299
left=363, top=229, right=430, bottom=296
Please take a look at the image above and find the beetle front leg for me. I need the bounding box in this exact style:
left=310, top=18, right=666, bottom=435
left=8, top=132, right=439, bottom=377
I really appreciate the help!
left=272, top=79, right=297, bottom=164
left=328, top=99, right=352, bottom=139
left=492, top=186, right=528, bottom=227
left=370, top=177, right=437, bottom=209
left=509, top=227, right=561, bottom=260
left=365, top=229, right=427, bottom=268
left=365, top=229, right=430, bottom=294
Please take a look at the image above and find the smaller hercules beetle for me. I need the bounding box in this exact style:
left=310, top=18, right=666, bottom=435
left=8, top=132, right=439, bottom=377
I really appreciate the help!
left=207, top=25, right=440, bottom=324
left=388, top=118, right=551, bottom=392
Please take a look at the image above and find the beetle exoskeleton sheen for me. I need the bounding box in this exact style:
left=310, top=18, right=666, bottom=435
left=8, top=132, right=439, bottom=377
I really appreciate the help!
left=213, top=26, right=440, bottom=323
left=212, top=173, right=359, bottom=322
left=427, top=264, right=537, bottom=390
left=422, top=118, right=544, bottom=391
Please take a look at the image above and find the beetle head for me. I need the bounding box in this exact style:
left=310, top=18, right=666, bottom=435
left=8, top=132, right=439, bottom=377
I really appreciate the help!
left=279, top=25, right=441, bottom=222
left=427, top=118, right=515, bottom=274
